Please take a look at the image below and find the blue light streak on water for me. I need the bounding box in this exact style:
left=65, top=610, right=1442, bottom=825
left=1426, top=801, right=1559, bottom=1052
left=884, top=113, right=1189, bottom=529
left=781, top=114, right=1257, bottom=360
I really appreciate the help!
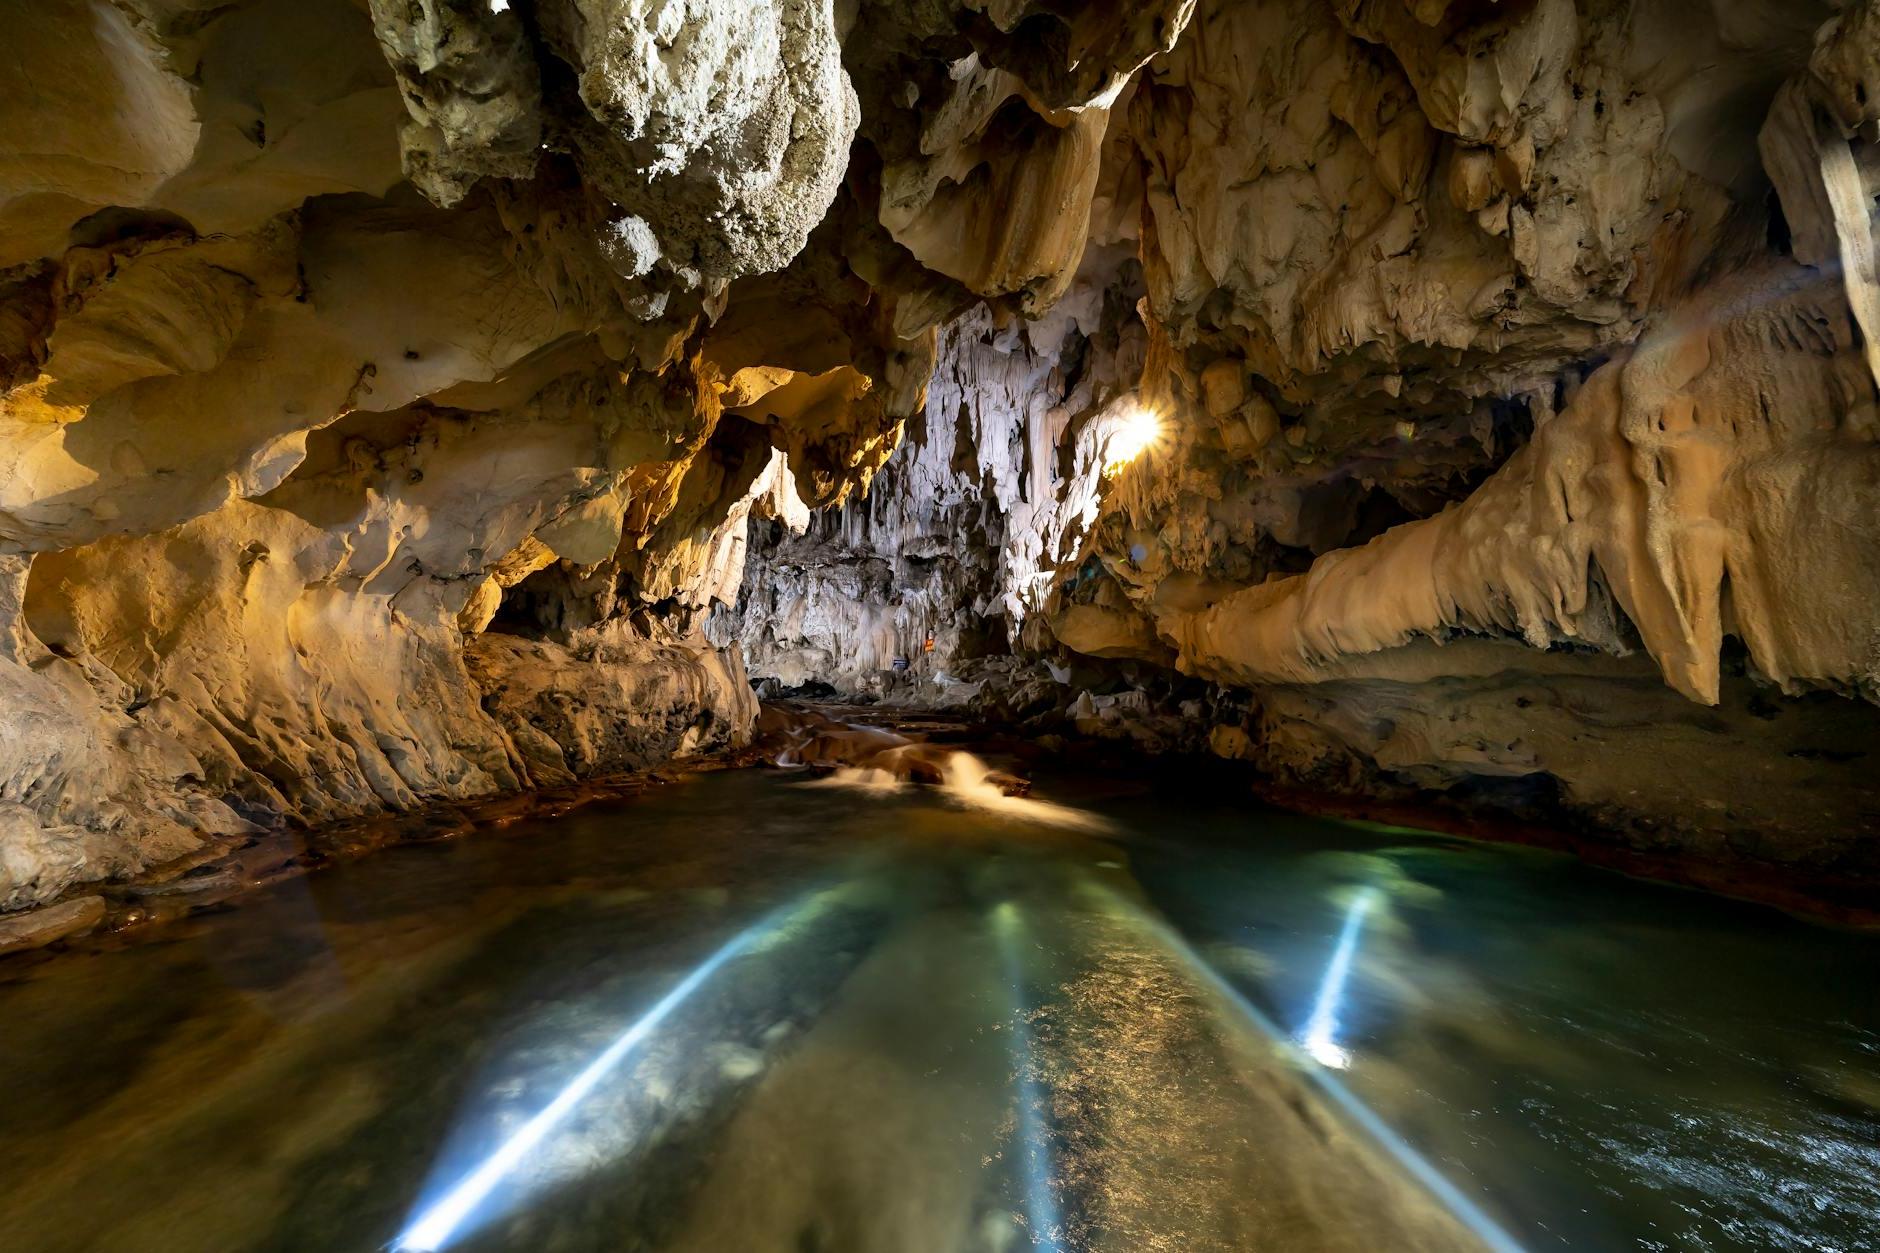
left=394, top=905, right=804, bottom=1252
left=992, top=901, right=1064, bottom=1252
left=1297, top=888, right=1378, bottom=1069
left=1079, top=879, right=1526, bottom=1253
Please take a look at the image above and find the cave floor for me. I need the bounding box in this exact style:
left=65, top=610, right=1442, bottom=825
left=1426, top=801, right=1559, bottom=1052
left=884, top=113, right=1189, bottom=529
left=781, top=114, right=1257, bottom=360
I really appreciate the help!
left=0, top=766, right=1876, bottom=1252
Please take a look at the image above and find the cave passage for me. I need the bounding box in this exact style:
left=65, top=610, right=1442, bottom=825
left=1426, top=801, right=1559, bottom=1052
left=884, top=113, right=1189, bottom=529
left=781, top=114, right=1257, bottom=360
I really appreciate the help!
left=1, top=765, right=1875, bottom=1253
left=7, top=2, right=1880, bottom=1249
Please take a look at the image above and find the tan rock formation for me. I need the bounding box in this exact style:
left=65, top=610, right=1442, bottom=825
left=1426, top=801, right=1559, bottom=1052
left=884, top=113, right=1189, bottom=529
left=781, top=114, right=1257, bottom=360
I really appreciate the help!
left=4, top=0, right=1879, bottom=913
left=713, top=0, right=1880, bottom=874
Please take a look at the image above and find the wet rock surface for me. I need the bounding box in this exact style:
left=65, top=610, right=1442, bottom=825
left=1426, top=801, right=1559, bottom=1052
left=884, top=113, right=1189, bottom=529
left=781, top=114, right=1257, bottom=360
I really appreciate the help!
left=755, top=701, right=1030, bottom=795
left=0, top=894, right=104, bottom=956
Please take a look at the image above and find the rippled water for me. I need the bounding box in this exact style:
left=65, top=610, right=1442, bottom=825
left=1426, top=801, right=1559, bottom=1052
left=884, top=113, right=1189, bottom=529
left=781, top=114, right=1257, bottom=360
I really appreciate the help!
left=0, top=764, right=1875, bottom=1252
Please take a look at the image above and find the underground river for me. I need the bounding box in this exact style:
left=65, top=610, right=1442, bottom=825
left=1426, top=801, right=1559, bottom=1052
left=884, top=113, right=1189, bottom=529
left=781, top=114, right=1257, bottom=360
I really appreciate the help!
left=1, top=762, right=1876, bottom=1252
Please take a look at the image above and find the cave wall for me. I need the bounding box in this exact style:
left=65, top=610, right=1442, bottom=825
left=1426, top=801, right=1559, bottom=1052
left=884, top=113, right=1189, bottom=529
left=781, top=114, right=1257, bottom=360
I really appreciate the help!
left=0, top=0, right=1183, bottom=910
left=709, top=284, right=1149, bottom=696
left=3, top=0, right=1880, bottom=910
left=718, top=0, right=1880, bottom=873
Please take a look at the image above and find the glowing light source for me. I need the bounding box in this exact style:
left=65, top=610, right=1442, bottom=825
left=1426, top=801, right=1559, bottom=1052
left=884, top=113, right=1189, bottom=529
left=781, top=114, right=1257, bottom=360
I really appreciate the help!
left=1103, top=404, right=1162, bottom=470
left=395, top=914, right=785, bottom=1252
left=1296, top=888, right=1378, bottom=1070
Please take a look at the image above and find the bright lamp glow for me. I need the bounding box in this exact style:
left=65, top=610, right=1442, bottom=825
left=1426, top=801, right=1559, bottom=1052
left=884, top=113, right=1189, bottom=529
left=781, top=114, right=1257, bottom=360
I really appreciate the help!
left=1296, top=888, right=1378, bottom=1070
left=1103, top=405, right=1162, bottom=470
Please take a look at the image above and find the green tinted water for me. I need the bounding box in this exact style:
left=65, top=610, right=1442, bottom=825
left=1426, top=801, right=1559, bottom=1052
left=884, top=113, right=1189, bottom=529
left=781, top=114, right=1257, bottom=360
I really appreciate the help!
left=0, top=767, right=1873, bottom=1252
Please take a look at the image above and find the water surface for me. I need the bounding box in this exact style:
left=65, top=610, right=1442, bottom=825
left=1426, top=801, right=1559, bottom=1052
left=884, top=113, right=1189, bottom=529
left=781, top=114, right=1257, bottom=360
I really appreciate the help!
left=1, top=765, right=1875, bottom=1252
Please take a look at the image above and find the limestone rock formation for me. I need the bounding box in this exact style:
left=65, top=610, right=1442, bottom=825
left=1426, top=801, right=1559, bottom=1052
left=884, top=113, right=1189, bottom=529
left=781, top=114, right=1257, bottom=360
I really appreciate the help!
left=2, top=0, right=1879, bottom=915
left=716, top=0, right=1880, bottom=876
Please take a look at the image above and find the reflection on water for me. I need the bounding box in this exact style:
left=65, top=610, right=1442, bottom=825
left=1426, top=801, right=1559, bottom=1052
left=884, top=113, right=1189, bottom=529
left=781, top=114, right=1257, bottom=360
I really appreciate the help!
left=0, top=767, right=1875, bottom=1252
left=1295, top=887, right=1377, bottom=1070
left=396, top=883, right=881, bottom=1252
left=991, top=900, right=1065, bottom=1252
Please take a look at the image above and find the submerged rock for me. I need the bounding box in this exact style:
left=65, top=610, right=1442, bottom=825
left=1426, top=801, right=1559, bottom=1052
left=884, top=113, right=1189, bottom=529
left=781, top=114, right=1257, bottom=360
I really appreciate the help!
left=758, top=703, right=1030, bottom=796
left=0, top=895, right=105, bottom=956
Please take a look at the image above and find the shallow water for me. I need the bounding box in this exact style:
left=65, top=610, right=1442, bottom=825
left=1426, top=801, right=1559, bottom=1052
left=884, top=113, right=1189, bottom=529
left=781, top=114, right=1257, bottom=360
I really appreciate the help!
left=1, top=765, right=1876, bottom=1252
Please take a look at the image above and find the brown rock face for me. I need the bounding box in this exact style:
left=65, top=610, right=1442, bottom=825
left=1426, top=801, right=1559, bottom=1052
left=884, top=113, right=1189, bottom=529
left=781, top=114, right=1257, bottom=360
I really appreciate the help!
left=0, top=0, right=1876, bottom=909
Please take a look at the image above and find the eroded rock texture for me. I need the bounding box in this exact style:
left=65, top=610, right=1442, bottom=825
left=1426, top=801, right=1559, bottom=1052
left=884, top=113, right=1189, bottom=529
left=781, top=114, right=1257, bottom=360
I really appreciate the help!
left=717, top=0, right=1880, bottom=876
left=2, top=0, right=1878, bottom=912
